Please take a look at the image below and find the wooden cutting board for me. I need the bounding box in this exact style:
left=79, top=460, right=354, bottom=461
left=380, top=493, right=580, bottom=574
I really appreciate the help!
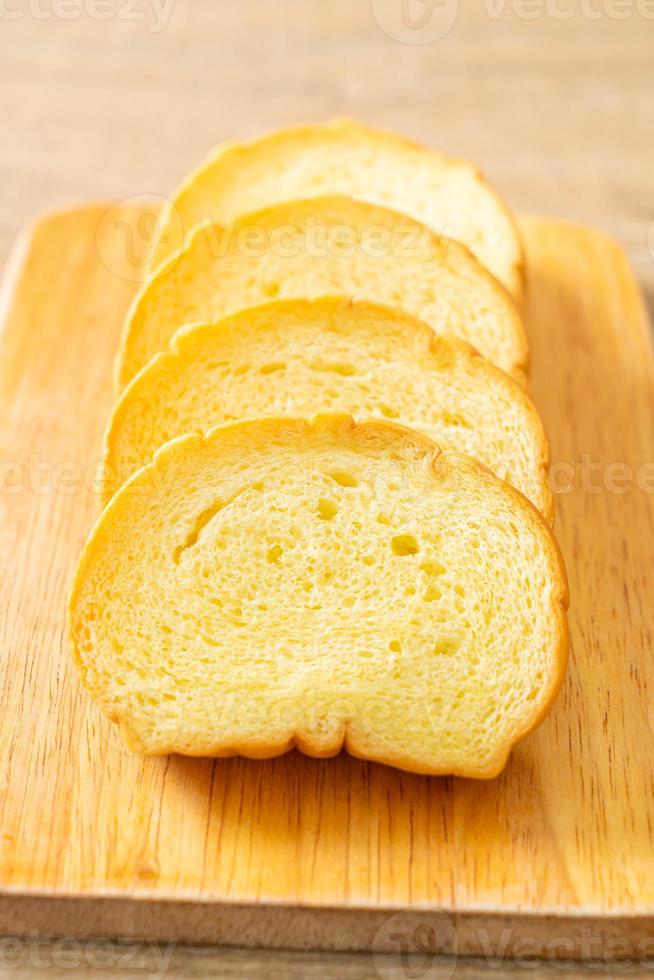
left=1, top=206, right=653, bottom=958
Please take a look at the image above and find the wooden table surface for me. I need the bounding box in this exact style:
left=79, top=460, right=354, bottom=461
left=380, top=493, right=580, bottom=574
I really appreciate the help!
left=1, top=3, right=652, bottom=978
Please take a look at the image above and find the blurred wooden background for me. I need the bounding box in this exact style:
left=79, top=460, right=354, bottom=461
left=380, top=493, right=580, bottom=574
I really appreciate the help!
left=0, top=0, right=652, bottom=310
left=0, top=3, right=652, bottom=978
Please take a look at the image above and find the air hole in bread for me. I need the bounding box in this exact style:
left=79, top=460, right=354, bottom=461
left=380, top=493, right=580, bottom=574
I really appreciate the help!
left=327, top=469, right=358, bottom=488
left=388, top=640, right=401, bottom=652
left=391, top=534, right=419, bottom=557
left=173, top=485, right=255, bottom=562
left=317, top=498, right=338, bottom=520
left=261, top=280, right=280, bottom=298
left=266, top=544, right=283, bottom=563
left=228, top=606, right=246, bottom=628
left=420, top=559, right=445, bottom=577
left=259, top=361, right=286, bottom=375
left=424, top=585, right=441, bottom=603
left=173, top=499, right=227, bottom=563
left=434, top=638, right=461, bottom=656
left=442, top=410, right=473, bottom=429
left=309, top=358, right=357, bottom=377
left=379, top=404, right=400, bottom=420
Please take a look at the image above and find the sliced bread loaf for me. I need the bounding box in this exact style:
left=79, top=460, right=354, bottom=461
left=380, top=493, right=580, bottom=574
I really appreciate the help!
left=103, top=298, right=551, bottom=519
left=148, top=119, right=524, bottom=301
left=116, top=195, right=527, bottom=389
left=70, top=415, right=568, bottom=777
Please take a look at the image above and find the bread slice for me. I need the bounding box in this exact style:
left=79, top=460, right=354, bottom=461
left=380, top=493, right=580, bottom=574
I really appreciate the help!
left=116, top=195, right=527, bottom=389
left=70, top=415, right=569, bottom=777
left=148, top=118, right=524, bottom=301
left=103, top=298, right=551, bottom=520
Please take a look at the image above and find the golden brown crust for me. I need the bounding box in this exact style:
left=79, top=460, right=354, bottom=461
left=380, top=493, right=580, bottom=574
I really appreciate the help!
left=71, top=414, right=568, bottom=779
left=106, top=296, right=545, bottom=517
left=150, top=118, right=525, bottom=301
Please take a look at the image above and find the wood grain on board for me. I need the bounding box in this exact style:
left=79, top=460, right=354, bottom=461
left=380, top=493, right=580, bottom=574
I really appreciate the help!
left=0, top=206, right=653, bottom=956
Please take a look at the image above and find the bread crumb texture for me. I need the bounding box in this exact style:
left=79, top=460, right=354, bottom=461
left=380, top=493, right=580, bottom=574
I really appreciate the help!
left=104, top=298, right=550, bottom=519
left=71, top=416, right=568, bottom=778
